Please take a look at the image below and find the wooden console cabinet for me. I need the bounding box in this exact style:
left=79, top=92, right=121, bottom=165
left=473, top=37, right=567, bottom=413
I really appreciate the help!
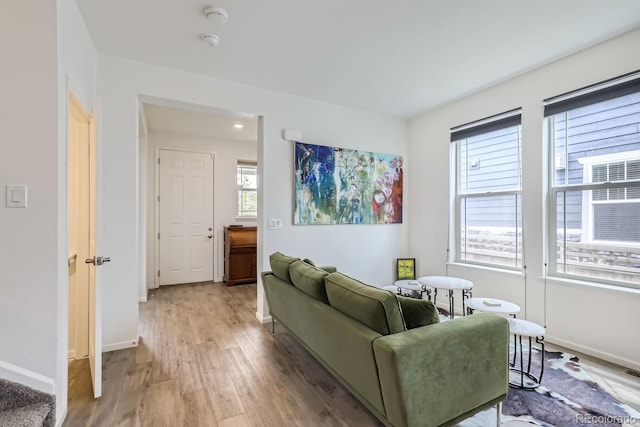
left=223, top=226, right=257, bottom=286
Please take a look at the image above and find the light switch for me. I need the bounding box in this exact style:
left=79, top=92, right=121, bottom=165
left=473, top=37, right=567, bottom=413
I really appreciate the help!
left=6, top=185, right=27, bottom=208
left=268, top=218, right=283, bottom=229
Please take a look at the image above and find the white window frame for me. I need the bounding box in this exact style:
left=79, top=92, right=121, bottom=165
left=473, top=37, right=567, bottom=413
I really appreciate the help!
left=577, top=150, right=640, bottom=243
left=236, top=161, right=257, bottom=219
left=451, top=115, right=524, bottom=271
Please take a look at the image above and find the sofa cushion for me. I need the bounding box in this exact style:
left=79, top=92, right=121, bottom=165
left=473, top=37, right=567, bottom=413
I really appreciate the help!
left=325, top=272, right=405, bottom=335
left=397, top=296, right=440, bottom=329
left=289, top=259, right=330, bottom=303
left=269, top=252, right=299, bottom=283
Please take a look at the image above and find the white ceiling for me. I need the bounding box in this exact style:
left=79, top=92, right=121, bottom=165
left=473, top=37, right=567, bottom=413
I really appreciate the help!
left=142, top=103, right=258, bottom=142
left=76, top=0, right=640, bottom=118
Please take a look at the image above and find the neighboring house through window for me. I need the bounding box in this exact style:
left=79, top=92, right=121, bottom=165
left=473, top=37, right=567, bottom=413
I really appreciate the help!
left=546, top=72, right=640, bottom=287
left=237, top=161, right=257, bottom=218
left=451, top=109, right=523, bottom=270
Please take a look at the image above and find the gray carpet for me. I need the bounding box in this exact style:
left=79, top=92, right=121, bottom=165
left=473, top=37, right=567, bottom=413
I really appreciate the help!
left=0, top=379, right=55, bottom=427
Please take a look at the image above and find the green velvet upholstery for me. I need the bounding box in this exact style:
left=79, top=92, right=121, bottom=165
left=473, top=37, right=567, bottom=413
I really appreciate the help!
left=302, top=258, right=315, bottom=266
left=261, top=271, right=386, bottom=416
left=261, top=253, right=509, bottom=427
left=373, top=313, right=509, bottom=427
left=397, top=295, right=440, bottom=329
left=269, top=252, right=299, bottom=283
left=289, top=259, right=330, bottom=303
left=325, top=272, right=406, bottom=335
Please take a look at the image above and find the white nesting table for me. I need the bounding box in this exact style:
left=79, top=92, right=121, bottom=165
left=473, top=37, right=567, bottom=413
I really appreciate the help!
left=393, top=280, right=432, bottom=300
left=417, top=276, right=473, bottom=319
left=508, top=318, right=545, bottom=390
left=466, top=297, right=521, bottom=318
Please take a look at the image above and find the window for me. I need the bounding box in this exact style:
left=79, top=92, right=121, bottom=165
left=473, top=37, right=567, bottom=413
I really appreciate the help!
left=237, top=162, right=257, bottom=218
left=546, top=73, right=640, bottom=286
left=451, top=110, right=523, bottom=269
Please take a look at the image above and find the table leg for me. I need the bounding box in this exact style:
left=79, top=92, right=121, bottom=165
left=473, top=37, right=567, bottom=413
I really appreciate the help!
left=462, top=289, right=472, bottom=315
left=448, top=290, right=455, bottom=320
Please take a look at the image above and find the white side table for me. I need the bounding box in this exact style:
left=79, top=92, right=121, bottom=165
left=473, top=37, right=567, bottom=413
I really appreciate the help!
left=466, top=297, right=521, bottom=318
left=393, top=280, right=432, bottom=300
left=417, top=276, right=473, bottom=319
left=508, top=318, right=545, bottom=390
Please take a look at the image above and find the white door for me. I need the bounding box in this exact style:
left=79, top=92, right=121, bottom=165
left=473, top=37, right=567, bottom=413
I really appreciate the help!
left=86, top=100, right=104, bottom=399
left=159, top=149, right=214, bottom=285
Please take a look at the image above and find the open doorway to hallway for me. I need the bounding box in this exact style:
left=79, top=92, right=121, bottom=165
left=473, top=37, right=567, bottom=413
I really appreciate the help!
left=138, top=99, right=259, bottom=296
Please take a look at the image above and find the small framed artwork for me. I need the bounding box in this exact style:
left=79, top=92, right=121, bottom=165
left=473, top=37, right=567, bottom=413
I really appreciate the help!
left=396, top=258, right=416, bottom=280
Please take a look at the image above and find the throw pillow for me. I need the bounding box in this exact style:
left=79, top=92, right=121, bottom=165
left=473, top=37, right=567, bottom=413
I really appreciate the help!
left=397, top=296, right=440, bottom=329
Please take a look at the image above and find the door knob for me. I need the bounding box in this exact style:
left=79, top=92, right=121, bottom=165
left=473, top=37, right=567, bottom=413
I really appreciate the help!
left=85, top=256, right=111, bottom=266
left=208, top=234, right=213, bottom=239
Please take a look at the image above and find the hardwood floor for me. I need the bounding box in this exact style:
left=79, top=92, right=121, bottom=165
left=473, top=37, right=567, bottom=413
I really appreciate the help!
left=65, top=282, right=640, bottom=427
left=65, top=282, right=381, bottom=427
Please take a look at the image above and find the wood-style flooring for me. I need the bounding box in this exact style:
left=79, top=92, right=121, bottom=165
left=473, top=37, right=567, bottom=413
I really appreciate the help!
left=65, top=282, right=640, bottom=427
left=65, top=282, right=381, bottom=427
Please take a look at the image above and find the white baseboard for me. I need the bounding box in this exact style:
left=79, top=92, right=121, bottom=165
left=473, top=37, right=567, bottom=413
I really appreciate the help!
left=255, top=312, right=272, bottom=324
left=139, top=296, right=147, bottom=302
left=102, top=339, right=138, bottom=353
left=55, top=405, right=67, bottom=427
left=0, top=359, right=54, bottom=394
left=68, top=349, right=76, bottom=361
left=546, top=335, right=640, bottom=372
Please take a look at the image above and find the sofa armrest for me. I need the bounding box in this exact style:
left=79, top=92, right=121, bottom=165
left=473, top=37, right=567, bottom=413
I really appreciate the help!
left=373, top=313, right=509, bottom=427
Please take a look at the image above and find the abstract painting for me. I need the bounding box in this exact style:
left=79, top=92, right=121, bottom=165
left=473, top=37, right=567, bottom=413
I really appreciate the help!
left=294, top=142, right=403, bottom=224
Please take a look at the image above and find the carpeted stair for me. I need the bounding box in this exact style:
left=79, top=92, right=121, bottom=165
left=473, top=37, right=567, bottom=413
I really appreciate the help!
left=0, top=379, right=55, bottom=427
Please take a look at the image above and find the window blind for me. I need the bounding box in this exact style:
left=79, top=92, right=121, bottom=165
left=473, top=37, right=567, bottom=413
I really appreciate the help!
left=450, top=109, right=522, bottom=142
left=544, top=70, right=640, bottom=117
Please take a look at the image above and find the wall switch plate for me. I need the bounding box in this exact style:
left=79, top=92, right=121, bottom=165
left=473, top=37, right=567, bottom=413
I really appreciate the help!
left=268, top=218, right=283, bottom=229
left=6, top=185, right=27, bottom=208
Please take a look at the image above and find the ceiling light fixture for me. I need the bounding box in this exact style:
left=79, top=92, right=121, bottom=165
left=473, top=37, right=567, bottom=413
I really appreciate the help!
left=203, top=5, right=228, bottom=24
left=233, top=123, right=244, bottom=129
left=201, top=33, right=220, bottom=47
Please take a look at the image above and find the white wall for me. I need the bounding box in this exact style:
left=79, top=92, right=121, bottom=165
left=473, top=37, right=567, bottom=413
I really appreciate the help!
left=0, top=0, right=59, bottom=401
left=146, top=132, right=258, bottom=285
left=98, top=54, right=407, bottom=348
left=408, top=28, right=640, bottom=370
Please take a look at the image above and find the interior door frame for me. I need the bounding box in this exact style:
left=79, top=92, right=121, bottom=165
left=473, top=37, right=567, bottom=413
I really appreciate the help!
left=154, top=146, right=216, bottom=287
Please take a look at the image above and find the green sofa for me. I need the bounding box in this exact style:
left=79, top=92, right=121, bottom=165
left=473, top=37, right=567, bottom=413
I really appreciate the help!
left=262, top=252, right=509, bottom=427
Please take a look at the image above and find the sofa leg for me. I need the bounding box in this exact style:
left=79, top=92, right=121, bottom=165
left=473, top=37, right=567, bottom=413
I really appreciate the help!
left=271, top=317, right=275, bottom=334
left=496, top=402, right=502, bottom=426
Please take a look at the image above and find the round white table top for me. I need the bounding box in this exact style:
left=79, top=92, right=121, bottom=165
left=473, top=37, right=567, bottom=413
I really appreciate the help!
left=417, top=276, right=473, bottom=290
left=508, top=318, right=545, bottom=337
left=394, top=279, right=423, bottom=291
left=466, top=297, right=521, bottom=315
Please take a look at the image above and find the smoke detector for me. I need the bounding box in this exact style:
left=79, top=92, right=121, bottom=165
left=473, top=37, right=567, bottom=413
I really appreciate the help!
left=203, top=5, right=228, bottom=24
left=201, top=33, right=220, bottom=47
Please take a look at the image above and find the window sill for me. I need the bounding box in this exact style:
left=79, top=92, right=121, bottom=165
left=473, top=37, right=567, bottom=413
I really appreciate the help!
left=447, top=262, right=524, bottom=277
left=538, top=275, right=640, bottom=295
left=235, top=217, right=257, bottom=222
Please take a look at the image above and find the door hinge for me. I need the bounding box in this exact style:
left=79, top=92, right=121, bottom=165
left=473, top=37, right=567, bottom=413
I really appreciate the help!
left=158, top=158, right=160, bottom=165
left=157, top=195, right=160, bottom=203
left=158, top=270, right=160, bottom=277
left=157, top=232, right=160, bottom=239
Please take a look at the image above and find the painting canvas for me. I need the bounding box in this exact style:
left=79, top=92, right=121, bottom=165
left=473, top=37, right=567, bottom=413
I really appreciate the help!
left=294, top=142, right=403, bottom=224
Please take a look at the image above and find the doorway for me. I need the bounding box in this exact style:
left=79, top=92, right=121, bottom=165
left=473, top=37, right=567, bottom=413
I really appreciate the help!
left=139, top=100, right=259, bottom=291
